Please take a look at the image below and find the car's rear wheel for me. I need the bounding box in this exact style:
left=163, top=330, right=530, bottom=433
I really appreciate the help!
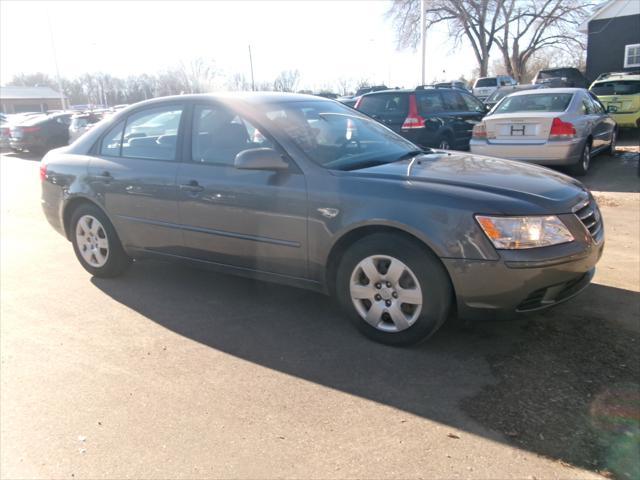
left=70, top=204, right=131, bottom=277
left=570, top=142, right=591, bottom=177
left=336, top=233, right=452, bottom=346
left=437, top=134, right=452, bottom=150
left=607, top=129, right=617, bottom=155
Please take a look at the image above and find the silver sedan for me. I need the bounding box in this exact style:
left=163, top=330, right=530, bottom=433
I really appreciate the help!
left=470, top=88, right=617, bottom=176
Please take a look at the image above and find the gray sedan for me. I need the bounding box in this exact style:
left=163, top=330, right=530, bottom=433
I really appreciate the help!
left=470, top=88, right=617, bottom=176
left=41, top=93, right=603, bottom=345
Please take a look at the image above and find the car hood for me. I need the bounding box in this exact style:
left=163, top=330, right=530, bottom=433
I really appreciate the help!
left=352, top=151, right=589, bottom=213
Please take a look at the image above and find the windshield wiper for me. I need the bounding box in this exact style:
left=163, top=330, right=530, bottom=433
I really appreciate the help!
left=394, top=149, right=430, bottom=161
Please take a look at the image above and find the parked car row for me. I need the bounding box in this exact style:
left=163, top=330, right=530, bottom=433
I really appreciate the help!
left=352, top=83, right=618, bottom=176
left=1, top=109, right=113, bottom=154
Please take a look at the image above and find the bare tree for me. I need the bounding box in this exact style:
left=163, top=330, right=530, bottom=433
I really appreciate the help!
left=7, top=72, right=57, bottom=88
left=227, top=73, right=251, bottom=91
left=336, top=77, right=354, bottom=96
left=495, top=0, right=593, bottom=82
left=273, top=70, right=300, bottom=92
left=387, top=0, right=504, bottom=77
left=177, top=58, right=217, bottom=93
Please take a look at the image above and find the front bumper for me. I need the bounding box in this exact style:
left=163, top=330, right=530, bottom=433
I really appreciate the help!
left=470, top=138, right=584, bottom=165
left=443, top=212, right=604, bottom=320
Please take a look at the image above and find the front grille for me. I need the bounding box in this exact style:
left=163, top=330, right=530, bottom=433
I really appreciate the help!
left=573, top=198, right=603, bottom=242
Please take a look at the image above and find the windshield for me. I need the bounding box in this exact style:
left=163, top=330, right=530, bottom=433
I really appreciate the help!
left=493, top=93, right=573, bottom=114
left=475, top=78, right=497, bottom=87
left=591, top=80, right=640, bottom=96
left=254, top=100, right=420, bottom=171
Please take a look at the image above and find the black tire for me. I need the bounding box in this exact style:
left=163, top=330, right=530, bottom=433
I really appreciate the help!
left=335, top=233, right=452, bottom=346
left=70, top=204, right=131, bottom=278
left=570, top=141, right=591, bottom=177
left=607, top=129, right=617, bottom=155
left=436, top=134, right=453, bottom=150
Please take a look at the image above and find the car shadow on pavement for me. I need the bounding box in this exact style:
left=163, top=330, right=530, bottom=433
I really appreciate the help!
left=0, top=150, right=43, bottom=162
left=92, top=260, right=640, bottom=479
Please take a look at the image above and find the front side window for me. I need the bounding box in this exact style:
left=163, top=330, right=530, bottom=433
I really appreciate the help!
left=624, top=44, right=640, bottom=68
left=191, top=105, right=272, bottom=166
left=253, top=100, right=418, bottom=171
left=121, top=106, right=183, bottom=161
left=100, top=121, right=124, bottom=157
left=461, top=93, right=486, bottom=112
left=494, top=93, right=573, bottom=113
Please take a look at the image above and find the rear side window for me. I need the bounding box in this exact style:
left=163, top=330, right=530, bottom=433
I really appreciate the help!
left=475, top=78, right=497, bottom=87
left=416, top=91, right=444, bottom=113
left=100, top=121, right=124, bottom=157
left=494, top=93, right=573, bottom=113
left=591, top=80, right=640, bottom=96
left=440, top=90, right=467, bottom=111
left=357, top=93, right=408, bottom=116
left=121, top=106, right=183, bottom=161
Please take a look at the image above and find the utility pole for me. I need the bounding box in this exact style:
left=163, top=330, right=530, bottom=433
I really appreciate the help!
left=421, top=0, right=427, bottom=85
left=46, top=10, right=66, bottom=110
left=248, top=45, right=255, bottom=91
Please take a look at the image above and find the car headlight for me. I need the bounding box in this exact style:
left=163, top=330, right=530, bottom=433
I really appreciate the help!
left=475, top=215, right=574, bottom=249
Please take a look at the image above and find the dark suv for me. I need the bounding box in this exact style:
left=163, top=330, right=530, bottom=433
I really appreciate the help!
left=355, top=87, right=487, bottom=150
left=9, top=113, right=71, bottom=154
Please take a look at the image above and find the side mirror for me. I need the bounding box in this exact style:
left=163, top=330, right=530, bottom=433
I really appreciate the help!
left=235, top=148, right=289, bottom=171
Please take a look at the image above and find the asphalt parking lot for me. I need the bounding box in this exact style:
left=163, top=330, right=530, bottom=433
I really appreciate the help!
left=1, top=134, right=638, bottom=479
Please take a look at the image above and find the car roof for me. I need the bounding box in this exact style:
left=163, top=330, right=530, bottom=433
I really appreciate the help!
left=506, top=87, right=585, bottom=97
left=593, top=74, right=640, bottom=82
left=114, top=92, right=334, bottom=112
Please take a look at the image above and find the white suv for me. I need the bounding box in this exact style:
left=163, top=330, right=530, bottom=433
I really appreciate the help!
left=473, top=76, right=517, bottom=101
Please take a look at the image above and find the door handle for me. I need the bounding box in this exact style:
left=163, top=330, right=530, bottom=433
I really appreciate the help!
left=179, top=180, right=204, bottom=194
left=95, top=171, right=112, bottom=183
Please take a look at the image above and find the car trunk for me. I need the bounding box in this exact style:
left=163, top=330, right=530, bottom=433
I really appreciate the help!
left=483, top=113, right=555, bottom=144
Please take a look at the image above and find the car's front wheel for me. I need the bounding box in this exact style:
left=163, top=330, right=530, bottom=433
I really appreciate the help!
left=70, top=204, right=131, bottom=277
left=336, top=233, right=452, bottom=346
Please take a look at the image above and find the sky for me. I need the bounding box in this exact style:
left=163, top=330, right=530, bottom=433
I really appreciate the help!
left=0, top=0, right=476, bottom=92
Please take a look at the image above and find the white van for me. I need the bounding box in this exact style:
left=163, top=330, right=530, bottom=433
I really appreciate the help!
left=473, top=76, right=517, bottom=100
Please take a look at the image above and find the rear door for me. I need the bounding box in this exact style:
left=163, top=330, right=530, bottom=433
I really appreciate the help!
left=87, top=103, right=185, bottom=254
left=356, top=92, right=409, bottom=133
left=587, top=92, right=615, bottom=150
left=438, top=90, right=471, bottom=149
left=415, top=90, right=447, bottom=147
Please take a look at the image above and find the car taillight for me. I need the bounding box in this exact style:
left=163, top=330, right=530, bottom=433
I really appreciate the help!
left=472, top=123, right=487, bottom=139
left=549, top=118, right=575, bottom=138
left=22, top=126, right=41, bottom=134
left=39, top=163, right=47, bottom=182
left=401, top=94, right=425, bottom=129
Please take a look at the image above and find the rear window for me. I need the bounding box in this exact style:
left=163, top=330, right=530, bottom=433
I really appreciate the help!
left=494, top=93, right=574, bottom=113
left=475, top=78, right=497, bottom=87
left=591, top=80, right=640, bottom=96
left=357, top=93, right=408, bottom=116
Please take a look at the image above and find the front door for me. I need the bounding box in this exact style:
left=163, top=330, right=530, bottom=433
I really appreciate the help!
left=176, top=103, right=308, bottom=278
left=88, top=103, right=185, bottom=254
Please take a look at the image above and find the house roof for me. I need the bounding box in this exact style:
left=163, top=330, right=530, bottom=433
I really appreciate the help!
left=579, top=0, right=640, bottom=32
left=0, top=86, right=65, bottom=100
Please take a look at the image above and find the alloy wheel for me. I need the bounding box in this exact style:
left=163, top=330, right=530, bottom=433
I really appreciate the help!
left=75, top=215, right=109, bottom=267
left=349, top=255, right=423, bottom=332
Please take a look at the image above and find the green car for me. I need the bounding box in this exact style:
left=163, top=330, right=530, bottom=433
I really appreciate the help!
left=589, top=72, right=640, bottom=128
